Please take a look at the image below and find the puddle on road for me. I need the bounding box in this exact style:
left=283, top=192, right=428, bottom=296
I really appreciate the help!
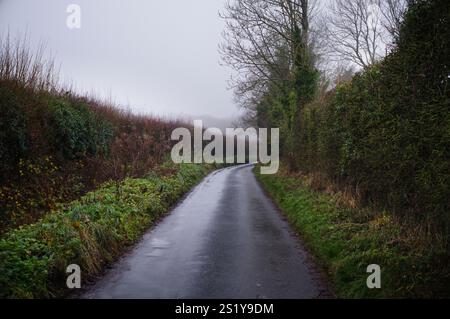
left=150, top=238, right=171, bottom=249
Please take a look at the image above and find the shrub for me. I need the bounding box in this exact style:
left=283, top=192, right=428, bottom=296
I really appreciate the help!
left=256, top=167, right=450, bottom=298
left=47, top=97, right=114, bottom=159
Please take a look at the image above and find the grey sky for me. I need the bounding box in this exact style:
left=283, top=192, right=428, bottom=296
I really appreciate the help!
left=0, top=0, right=238, bottom=121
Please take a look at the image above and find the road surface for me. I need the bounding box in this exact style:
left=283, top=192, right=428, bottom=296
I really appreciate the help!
left=82, top=164, right=328, bottom=299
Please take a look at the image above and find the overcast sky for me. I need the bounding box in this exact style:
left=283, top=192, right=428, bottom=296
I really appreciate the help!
left=0, top=0, right=239, bottom=122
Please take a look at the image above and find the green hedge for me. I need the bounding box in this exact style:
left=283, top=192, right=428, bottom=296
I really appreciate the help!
left=47, top=97, right=114, bottom=159
left=0, top=86, right=115, bottom=179
left=0, top=164, right=211, bottom=298
left=297, top=0, right=450, bottom=232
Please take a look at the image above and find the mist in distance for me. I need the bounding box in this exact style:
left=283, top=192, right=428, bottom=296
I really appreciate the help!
left=0, top=0, right=239, bottom=126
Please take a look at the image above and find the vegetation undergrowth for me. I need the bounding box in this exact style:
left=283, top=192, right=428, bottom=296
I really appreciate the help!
left=0, top=35, right=186, bottom=233
left=0, top=163, right=214, bottom=298
left=255, top=165, right=450, bottom=298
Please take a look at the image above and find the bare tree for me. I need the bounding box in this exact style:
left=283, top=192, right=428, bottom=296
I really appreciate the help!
left=219, top=0, right=317, bottom=114
left=325, top=0, right=386, bottom=69
left=378, top=0, right=408, bottom=41
left=332, top=62, right=356, bottom=86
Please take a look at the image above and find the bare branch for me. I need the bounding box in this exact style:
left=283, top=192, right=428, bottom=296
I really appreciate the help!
left=219, top=0, right=314, bottom=116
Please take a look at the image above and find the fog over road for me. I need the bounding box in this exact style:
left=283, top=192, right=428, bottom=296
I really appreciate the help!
left=82, top=165, right=327, bottom=299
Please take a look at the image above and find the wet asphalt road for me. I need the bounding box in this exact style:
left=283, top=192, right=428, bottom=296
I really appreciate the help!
left=82, top=164, right=326, bottom=299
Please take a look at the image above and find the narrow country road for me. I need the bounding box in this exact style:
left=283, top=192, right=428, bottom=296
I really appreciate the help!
left=82, top=165, right=328, bottom=299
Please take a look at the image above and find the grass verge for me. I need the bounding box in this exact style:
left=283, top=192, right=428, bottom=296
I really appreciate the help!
left=0, top=163, right=214, bottom=298
left=255, top=167, right=449, bottom=298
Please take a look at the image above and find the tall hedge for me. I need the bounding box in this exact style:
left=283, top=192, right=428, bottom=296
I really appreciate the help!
left=297, top=0, right=450, bottom=233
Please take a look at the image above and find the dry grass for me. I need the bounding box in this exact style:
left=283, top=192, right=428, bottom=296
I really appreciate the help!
left=277, top=163, right=447, bottom=255
left=257, top=165, right=450, bottom=298
left=0, top=32, right=59, bottom=92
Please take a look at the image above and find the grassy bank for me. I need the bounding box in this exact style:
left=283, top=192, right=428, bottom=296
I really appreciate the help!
left=0, top=163, right=213, bottom=298
left=256, top=167, right=449, bottom=298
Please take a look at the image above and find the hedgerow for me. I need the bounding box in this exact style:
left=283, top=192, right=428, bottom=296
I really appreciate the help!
left=47, top=97, right=114, bottom=159
left=0, top=163, right=211, bottom=298
left=0, top=85, right=28, bottom=169
left=296, top=0, right=450, bottom=236
left=0, top=77, right=184, bottom=232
